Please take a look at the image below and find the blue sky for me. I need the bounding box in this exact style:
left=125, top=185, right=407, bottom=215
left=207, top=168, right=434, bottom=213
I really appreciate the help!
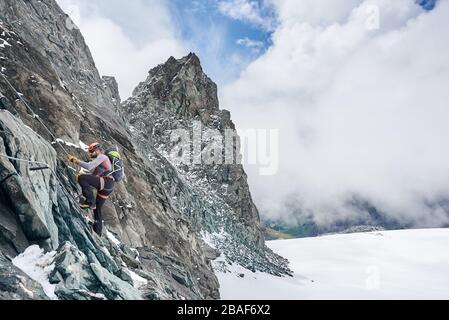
left=417, top=0, right=437, bottom=10
left=166, top=0, right=276, bottom=84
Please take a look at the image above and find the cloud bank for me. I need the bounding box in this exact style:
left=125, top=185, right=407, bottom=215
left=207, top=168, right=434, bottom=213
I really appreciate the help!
left=221, top=0, right=449, bottom=228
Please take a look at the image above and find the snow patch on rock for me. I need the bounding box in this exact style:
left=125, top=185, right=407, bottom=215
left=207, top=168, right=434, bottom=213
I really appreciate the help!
left=12, top=245, right=57, bottom=300
left=106, top=230, right=121, bottom=247
left=52, top=138, right=82, bottom=149
left=128, top=269, right=148, bottom=289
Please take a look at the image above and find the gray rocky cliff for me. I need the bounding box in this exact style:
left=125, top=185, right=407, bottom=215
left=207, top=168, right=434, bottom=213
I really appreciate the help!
left=0, top=0, right=291, bottom=300
left=122, top=53, right=290, bottom=275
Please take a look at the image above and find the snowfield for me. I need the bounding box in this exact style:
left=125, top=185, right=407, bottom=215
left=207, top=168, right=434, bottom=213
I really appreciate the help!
left=217, top=229, right=449, bottom=300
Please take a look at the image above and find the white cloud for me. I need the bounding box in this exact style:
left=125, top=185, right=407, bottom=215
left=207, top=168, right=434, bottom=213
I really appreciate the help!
left=236, top=37, right=265, bottom=53
left=218, top=0, right=276, bottom=31
left=221, top=0, right=449, bottom=228
left=56, top=0, right=187, bottom=99
left=274, top=0, right=365, bottom=26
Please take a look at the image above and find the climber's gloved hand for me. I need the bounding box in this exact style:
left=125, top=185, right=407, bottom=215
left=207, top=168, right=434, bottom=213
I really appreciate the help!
left=75, top=171, right=84, bottom=181
left=68, top=155, right=79, bottom=164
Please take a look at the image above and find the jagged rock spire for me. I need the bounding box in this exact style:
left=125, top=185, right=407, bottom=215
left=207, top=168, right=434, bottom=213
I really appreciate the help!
left=132, top=53, right=219, bottom=122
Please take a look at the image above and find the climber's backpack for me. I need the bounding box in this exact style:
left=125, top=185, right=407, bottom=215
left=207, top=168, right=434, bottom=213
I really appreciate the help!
left=105, top=146, right=124, bottom=182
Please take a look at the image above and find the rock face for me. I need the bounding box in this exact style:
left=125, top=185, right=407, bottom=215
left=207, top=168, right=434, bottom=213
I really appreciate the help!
left=0, top=0, right=291, bottom=300
left=122, top=54, right=291, bottom=275
left=0, top=111, right=59, bottom=251
left=51, top=242, right=142, bottom=300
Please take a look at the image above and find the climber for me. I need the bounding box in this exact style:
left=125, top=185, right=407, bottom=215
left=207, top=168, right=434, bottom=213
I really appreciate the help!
left=68, top=143, right=115, bottom=236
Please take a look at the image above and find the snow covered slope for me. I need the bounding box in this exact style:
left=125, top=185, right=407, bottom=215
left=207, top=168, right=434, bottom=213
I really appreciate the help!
left=217, top=229, right=449, bottom=300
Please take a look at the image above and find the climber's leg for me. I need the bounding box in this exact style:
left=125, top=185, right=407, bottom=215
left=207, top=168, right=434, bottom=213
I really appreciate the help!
left=92, top=178, right=115, bottom=236
left=93, top=196, right=106, bottom=236
left=78, top=174, right=100, bottom=207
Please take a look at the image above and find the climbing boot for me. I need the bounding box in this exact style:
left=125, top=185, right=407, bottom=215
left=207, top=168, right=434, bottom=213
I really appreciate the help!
left=80, top=202, right=96, bottom=210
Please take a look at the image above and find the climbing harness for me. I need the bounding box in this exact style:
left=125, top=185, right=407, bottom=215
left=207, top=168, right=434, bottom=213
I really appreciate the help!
left=99, top=176, right=105, bottom=191
left=97, top=193, right=109, bottom=200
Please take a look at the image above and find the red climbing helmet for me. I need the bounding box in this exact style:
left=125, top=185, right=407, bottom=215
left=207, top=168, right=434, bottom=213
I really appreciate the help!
left=88, top=142, right=103, bottom=153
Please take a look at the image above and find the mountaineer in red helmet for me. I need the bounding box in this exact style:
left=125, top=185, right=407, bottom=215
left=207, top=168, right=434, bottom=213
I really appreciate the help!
left=68, top=142, right=115, bottom=236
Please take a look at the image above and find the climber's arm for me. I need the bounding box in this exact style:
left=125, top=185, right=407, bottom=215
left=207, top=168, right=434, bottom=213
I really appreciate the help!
left=78, top=154, right=107, bottom=173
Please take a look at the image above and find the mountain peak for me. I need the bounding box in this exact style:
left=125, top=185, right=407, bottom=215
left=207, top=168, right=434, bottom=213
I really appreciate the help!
left=166, top=52, right=200, bottom=65
left=183, top=52, right=201, bottom=66
left=156, top=52, right=204, bottom=82
left=132, top=53, right=219, bottom=120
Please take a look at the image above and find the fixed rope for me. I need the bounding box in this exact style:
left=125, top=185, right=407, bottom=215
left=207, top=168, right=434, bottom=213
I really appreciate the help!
left=0, top=153, right=51, bottom=169
left=0, top=153, right=84, bottom=216
left=0, top=71, right=71, bottom=157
